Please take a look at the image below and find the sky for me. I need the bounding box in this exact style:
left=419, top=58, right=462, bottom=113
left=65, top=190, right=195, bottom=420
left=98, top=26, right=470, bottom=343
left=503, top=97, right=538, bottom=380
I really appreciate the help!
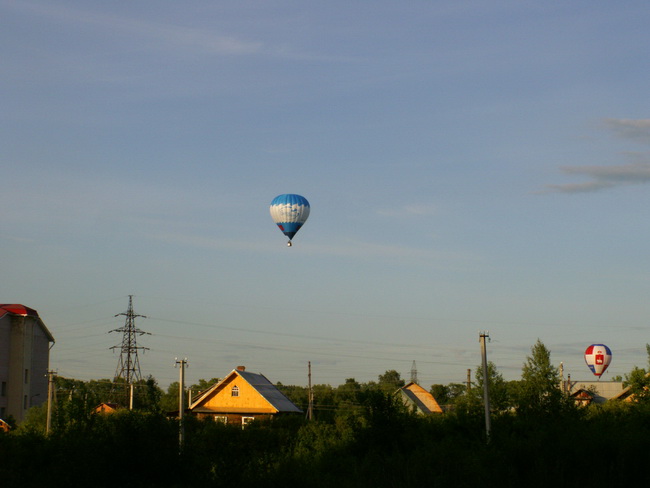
left=2, top=1, right=650, bottom=390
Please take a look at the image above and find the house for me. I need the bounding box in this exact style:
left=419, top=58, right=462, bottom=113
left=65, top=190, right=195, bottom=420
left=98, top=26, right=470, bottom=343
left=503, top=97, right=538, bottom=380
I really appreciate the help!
left=610, top=386, right=635, bottom=402
left=92, top=402, right=121, bottom=414
left=569, top=389, right=598, bottom=406
left=397, top=382, right=443, bottom=414
left=0, top=304, right=55, bottom=423
left=188, top=366, right=302, bottom=427
left=564, top=380, right=624, bottom=405
left=609, top=371, right=650, bottom=403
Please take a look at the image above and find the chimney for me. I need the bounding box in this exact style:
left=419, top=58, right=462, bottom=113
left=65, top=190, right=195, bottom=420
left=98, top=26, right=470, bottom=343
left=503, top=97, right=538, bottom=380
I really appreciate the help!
left=236, top=366, right=246, bottom=371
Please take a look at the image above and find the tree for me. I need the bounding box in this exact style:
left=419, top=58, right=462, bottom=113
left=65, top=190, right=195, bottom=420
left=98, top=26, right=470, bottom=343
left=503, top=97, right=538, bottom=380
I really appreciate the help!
left=474, top=361, right=511, bottom=413
left=377, top=370, right=405, bottom=393
left=190, top=377, right=221, bottom=393
left=334, top=378, right=361, bottom=404
left=623, top=343, right=650, bottom=403
left=516, top=339, right=567, bottom=415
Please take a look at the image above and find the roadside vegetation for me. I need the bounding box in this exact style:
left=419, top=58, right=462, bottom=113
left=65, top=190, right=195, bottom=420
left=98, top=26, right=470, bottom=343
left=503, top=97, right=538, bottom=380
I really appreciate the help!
left=2, top=340, right=649, bottom=487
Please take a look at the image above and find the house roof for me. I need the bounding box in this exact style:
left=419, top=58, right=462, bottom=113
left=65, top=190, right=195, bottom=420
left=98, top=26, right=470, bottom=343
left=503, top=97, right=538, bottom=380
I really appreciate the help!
left=566, top=381, right=624, bottom=401
left=0, top=304, right=39, bottom=318
left=190, top=368, right=302, bottom=414
left=398, top=382, right=443, bottom=414
left=0, top=304, right=55, bottom=343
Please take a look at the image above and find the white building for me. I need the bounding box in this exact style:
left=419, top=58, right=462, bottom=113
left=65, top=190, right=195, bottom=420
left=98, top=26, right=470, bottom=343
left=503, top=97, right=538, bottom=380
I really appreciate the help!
left=0, top=304, right=54, bottom=423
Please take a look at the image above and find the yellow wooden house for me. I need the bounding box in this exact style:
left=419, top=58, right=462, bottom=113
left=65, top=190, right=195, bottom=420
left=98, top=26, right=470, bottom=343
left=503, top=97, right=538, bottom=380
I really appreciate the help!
left=398, top=382, right=444, bottom=414
left=188, top=366, right=302, bottom=427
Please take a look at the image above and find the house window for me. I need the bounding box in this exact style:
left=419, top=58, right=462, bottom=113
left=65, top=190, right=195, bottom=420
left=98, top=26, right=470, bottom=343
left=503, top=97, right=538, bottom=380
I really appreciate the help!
left=215, top=416, right=228, bottom=424
left=231, top=385, right=239, bottom=397
left=242, top=416, right=255, bottom=429
left=24, top=395, right=28, bottom=409
left=0, top=407, right=5, bottom=418
left=24, top=369, right=29, bottom=384
left=1, top=381, right=6, bottom=397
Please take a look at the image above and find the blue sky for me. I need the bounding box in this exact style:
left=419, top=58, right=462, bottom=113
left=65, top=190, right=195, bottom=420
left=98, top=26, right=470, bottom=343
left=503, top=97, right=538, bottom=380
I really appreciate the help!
left=2, top=1, right=650, bottom=390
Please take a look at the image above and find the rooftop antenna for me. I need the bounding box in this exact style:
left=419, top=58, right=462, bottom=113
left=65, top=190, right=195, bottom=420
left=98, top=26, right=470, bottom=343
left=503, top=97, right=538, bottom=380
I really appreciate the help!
left=110, top=295, right=150, bottom=385
left=410, top=360, right=418, bottom=384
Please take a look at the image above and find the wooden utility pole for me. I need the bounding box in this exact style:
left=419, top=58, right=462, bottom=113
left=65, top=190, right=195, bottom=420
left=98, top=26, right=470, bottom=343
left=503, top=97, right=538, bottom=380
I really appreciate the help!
left=306, top=361, right=314, bottom=421
left=479, top=332, right=491, bottom=442
left=175, top=358, right=188, bottom=450
left=46, top=370, right=56, bottom=434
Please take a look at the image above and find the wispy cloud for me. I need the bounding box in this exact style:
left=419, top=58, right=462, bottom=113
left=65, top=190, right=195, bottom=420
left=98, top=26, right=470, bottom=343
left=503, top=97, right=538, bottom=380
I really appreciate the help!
left=541, top=161, right=650, bottom=194
left=603, top=118, right=650, bottom=143
left=540, top=118, right=650, bottom=194
left=377, top=204, right=438, bottom=217
left=2, top=0, right=262, bottom=55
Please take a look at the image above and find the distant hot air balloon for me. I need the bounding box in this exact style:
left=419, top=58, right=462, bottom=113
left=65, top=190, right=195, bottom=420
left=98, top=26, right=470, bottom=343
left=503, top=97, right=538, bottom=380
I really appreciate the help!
left=269, top=194, right=310, bottom=246
left=584, top=344, right=612, bottom=378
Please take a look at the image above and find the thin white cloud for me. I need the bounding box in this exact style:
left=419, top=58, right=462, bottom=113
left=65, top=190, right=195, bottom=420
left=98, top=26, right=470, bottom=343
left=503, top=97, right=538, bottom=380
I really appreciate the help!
left=604, top=118, right=650, bottom=143
left=541, top=118, right=650, bottom=194
left=540, top=162, right=650, bottom=194
left=2, top=0, right=262, bottom=55
left=377, top=203, right=438, bottom=217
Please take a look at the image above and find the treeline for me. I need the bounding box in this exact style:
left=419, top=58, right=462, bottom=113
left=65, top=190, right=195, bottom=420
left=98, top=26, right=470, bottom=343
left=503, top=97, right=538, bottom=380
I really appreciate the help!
left=2, top=340, right=650, bottom=487
left=2, top=391, right=650, bottom=487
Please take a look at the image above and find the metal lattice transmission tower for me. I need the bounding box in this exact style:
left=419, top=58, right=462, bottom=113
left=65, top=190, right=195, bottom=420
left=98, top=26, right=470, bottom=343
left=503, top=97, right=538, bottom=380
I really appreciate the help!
left=410, top=360, right=418, bottom=384
left=110, top=295, right=150, bottom=384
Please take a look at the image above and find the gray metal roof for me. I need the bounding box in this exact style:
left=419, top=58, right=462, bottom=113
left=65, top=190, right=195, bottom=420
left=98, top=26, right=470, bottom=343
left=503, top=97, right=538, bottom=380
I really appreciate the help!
left=566, top=380, right=625, bottom=404
left=237, top=370, right=303, bottom=413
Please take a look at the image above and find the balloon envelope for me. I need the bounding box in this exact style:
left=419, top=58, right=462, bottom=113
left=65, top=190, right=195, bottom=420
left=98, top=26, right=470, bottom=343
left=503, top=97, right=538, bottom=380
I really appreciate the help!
left=584, top=344, right=612, bottom=377
left=269, top=194, right=310, bottom=241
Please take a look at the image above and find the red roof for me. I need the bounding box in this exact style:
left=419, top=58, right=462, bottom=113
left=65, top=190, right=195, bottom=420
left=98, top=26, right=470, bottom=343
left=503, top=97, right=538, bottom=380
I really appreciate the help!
left=0, top=304, right=54, bottom=342
left=0, top=304, right=40, bottom=319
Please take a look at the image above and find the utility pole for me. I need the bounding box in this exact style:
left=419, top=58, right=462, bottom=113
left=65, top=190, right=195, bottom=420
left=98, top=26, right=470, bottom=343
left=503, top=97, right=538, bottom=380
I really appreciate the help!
left=46, top=370, right=56, bottom=434
left=110, top=295, right=150, bottom=406
left=306, top=361, right=314, bottom=421
left=175, top=358, right=188, bottom=450
left=466, top=369, right=472, bottom=392
left=479, top=331, right=491, bottom=442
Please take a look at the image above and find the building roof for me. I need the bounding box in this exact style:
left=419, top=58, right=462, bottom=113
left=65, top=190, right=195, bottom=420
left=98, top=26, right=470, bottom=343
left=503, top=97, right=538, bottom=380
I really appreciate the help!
left=0, top=304, right=55, bottom=343
left=0, top=304, right=39, bottom=318
left=190, top=368, right=302, bottom=414
left=566, top=380, right=624, bottom=404
left=398, top=382, right=443, bottom=414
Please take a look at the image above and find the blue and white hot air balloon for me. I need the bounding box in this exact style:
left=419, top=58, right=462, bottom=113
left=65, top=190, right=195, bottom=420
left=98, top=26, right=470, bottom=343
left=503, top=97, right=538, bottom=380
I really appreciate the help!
left=269, top=194, right=310, bottom=246
left=584, top=344, right=612, bottom=378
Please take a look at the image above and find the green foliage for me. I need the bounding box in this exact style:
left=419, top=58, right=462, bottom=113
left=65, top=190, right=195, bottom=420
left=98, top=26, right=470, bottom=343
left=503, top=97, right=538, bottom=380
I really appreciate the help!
left=6, top=360, right=650, bottom=486
left=377, top=369, right=405, bottom=392
left=623, top=343, right=650, bottom=403
left=516, top=339, right=571, bottom=416
left=3, top=376, right=650, bottom=487
left=475, top=361, right=515, bottom=413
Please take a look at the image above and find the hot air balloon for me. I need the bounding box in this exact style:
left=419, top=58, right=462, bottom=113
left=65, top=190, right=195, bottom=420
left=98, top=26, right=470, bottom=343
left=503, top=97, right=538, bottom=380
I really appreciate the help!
left=584, top=344, right=612, bottom=378
left=269, top=194, right=310, bottom=246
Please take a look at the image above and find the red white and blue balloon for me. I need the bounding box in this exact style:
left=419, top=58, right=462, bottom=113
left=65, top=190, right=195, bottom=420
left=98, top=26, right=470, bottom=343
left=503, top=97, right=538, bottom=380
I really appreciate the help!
left=269, top=194, right=310, bottom=246
left=584, top=344, right=612, bottom=377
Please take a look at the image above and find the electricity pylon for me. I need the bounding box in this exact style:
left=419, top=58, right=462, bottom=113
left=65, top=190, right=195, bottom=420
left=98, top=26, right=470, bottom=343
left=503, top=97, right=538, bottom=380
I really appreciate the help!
left=410, top=360, right=418, bottom=384
left=110, top=295, right=150, bottom=384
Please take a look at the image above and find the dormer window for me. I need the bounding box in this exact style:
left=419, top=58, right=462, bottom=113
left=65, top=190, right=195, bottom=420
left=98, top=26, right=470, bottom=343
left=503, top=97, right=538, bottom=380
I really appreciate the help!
left=231, top=385, right=239, bottom=397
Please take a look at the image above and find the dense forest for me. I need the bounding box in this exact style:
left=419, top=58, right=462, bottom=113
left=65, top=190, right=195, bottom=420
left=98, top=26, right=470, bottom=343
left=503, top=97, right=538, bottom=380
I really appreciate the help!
left=2, top=341, right=650, bottom=487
